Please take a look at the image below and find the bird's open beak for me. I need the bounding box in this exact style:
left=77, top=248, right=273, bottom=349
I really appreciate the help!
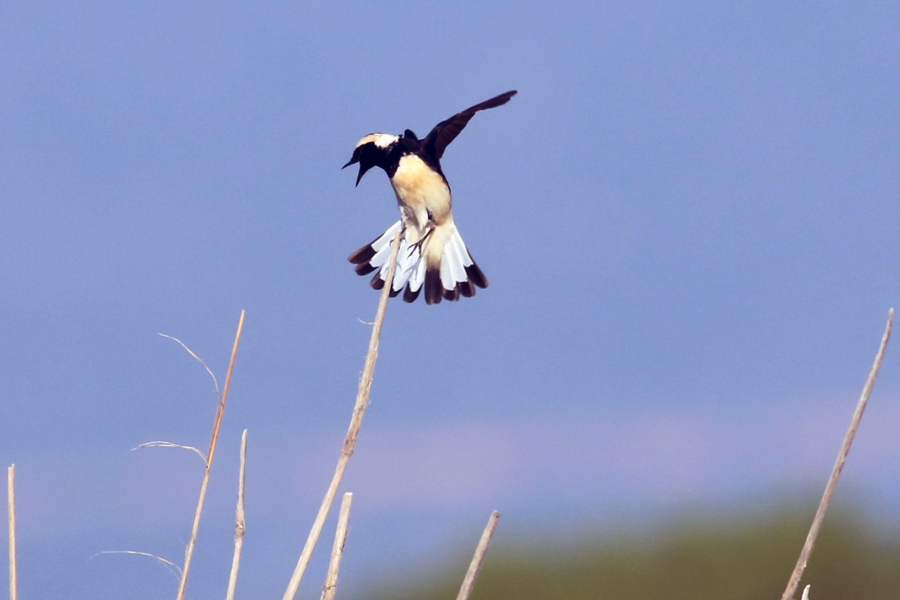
left=343, top=157, right=371, bottom=187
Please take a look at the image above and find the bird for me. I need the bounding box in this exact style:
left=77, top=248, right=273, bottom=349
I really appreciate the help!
left=343, top=90, right=517, bottom=305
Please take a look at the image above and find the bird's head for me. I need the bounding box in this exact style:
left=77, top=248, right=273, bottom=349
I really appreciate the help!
left=342, top=133, right=399, bottom=186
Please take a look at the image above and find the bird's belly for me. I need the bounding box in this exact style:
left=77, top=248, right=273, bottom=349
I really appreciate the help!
left=391, top=154, right=451, bottom=229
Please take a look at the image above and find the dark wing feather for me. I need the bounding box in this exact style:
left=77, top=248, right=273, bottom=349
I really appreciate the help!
left=424, top=90, right=517, bottom=160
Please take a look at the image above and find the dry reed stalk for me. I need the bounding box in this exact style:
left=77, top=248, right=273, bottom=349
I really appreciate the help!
left=456, top=511, right=501, bottom=600
left=779, top=308, right=894, bottom=600
left=225, top=429, right=249, bottom=600
left=7, top=465, right=16, bottom=600
left=175, top=309, right=247, bottom=600
left=282, top=231, right=402, bottom=600
left=320, top=492, right=353, bottom=600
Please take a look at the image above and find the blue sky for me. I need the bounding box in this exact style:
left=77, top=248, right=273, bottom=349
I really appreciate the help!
left=3, top=1, right=900, bottom=598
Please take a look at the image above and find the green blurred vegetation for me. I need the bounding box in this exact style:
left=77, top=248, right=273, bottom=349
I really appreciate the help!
left=363, top=507, right=900, bottom=600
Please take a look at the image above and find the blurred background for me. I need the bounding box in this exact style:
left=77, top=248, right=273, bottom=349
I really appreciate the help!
left=2, top=1, right=900, bottom=599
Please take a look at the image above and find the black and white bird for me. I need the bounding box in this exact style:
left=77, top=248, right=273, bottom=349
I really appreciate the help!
left=343, top=90, right=517, bottom=305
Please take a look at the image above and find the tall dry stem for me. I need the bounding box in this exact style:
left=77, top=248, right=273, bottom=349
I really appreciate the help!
left=225, top=429, right=249, bottom=600
left=175, top=309, right=247, bottom=600
left=456, top=511, right=501, bottom=600
left=320, top=492, right=353, bottom=600
left=7, top=465, right=16, bottom=600
left=780, top=308, right=893, bottom=600
left=282, top=231, right=401, bottom=600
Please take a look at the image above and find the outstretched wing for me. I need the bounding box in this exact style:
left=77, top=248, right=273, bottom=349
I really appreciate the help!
left=424, top=90, right=517, bottom=160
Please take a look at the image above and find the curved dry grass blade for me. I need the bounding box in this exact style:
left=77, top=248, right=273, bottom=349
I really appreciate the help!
left=131, top=441, right=207, bottom=462
left=158, top=333, right=220, bottom=394
left=175, top=310, right=247, bottom=600
left=282, top=231, right=401, bottom=600
left=780, top=308, right=893, bottom=600
left=456, top=511, right=501, bottom=600
left=92, top=550, right=182, bottom=580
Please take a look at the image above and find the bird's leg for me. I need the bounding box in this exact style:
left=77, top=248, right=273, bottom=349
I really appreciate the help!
left=410, top=224, right=436, bottom=254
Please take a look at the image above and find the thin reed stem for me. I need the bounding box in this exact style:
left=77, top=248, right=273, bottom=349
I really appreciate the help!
left=176, top=310, right=247, bottom=600
left=7, top=465, right=16, bottom=600
left=225, top=429, right=249, bottom=600
left=320, top=492, right=353, bottom=600
left=456, top=511, right=501, bottom=600
left=282, top=231, right=402, bottom=600
left=780, top=308, right=894, bottom=600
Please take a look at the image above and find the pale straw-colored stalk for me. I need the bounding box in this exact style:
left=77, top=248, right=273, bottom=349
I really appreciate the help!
left=175, top=309, right=247, bottom=600
left=7, top=464, right=17, bottom=600
left=320, top=492, right=353, bottom=600
left=225, top=429, right=249, bottom=600
left=282, top=231, right=401, bottom=600
left=456, top=511, right=501, bottom=600
left=780, top=309, right=893, bottom=600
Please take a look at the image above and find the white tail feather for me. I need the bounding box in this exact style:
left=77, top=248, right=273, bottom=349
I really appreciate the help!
left=390, top=236, right=421, bottom=292
left=367, top=220, right=402, bottom=271
left=441, top=240, right=462, bottom=288
left=446, top=230, right=469, bottom=283
left=409, top=258, right=426, bottom=292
